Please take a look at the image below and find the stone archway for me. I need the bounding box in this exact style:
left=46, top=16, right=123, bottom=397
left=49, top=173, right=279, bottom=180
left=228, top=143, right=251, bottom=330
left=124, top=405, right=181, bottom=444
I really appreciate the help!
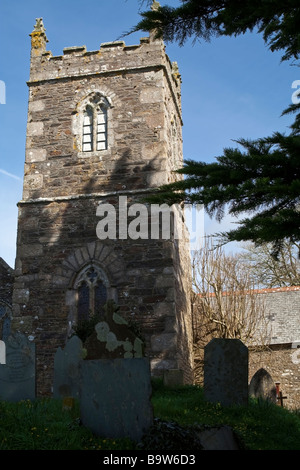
left=56, top=241, right=126, bottom=337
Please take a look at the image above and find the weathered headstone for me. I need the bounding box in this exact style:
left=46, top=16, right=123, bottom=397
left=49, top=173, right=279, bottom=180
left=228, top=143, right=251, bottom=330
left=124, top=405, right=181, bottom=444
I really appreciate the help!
left=163, top=369, right=184, bottom=387
left=0, top=340, right=5, bottom=364
left=79, top=357, right=153, bottom=442
left=53, top=335, right=84, bottom=399
left=198, top=425, right=240, bottom=450
left=0, top=332, right=35, bottom=402
left=204, top=338, right=248, bottom=407
left=84, top=302, right=144, bottom=360
left=62, top=396, right=75, bottom=411
left=0, top=303, right=12, bottom=342
left=249, top=368, right=277, bottom=403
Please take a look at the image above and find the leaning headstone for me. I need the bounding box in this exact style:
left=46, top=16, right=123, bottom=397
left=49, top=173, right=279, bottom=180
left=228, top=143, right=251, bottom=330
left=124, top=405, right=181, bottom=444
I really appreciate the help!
left=249, top=368, right=276, bottom=403
left=79, top=357, right=153, bottom=442
left=198, top=425, right=240, bottom=450
left=53, top=335, right=84, bottom=399
left=0, top=340, right=5, bottom=364
left=0, top=332, right=35, bottom=402
left=204, top=338, right=248, bottom=407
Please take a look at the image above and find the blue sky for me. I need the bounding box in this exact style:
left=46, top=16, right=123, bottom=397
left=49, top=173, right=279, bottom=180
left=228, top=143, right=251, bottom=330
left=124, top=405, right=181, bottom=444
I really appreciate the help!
left=0, top=0, right=297, bottom=268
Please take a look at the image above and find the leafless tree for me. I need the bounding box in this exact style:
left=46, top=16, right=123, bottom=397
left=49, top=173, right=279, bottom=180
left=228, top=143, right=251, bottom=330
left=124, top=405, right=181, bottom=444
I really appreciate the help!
left=191, top=238, right=270, bottom=382
left=237, top=241, right=300, bottom=288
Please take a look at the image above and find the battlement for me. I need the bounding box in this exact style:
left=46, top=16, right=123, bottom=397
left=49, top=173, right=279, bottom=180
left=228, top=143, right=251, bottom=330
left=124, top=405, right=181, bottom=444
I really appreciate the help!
left=29, top=19, right=181, bottom=111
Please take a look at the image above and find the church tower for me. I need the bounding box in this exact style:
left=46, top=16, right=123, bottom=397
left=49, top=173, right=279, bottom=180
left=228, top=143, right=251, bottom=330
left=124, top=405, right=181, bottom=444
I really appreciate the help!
left=12, top=18, right=193, bottom=396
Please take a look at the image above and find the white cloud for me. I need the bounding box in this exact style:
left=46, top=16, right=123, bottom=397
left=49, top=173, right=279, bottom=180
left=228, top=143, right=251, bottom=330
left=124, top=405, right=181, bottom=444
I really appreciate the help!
left=0, top=169, right=22, bottom=181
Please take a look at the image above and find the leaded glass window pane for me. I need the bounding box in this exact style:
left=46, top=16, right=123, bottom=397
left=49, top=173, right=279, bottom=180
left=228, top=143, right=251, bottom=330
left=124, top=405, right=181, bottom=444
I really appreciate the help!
left=96, top=107, right=107, bottom=150
left=94, top=281, right=107, bottom=316
left=82, top=106, right=93, bottom=152
left=82, top=100, right=108, bottom=153
left=78, top=281, right=90, bottom=322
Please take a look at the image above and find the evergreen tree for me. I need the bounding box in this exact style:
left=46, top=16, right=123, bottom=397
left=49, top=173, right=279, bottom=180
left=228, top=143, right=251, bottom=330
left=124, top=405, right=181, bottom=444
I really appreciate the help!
left=132, top=1, right=300, bottom=61
left=131, top=1, right=300, bottom=251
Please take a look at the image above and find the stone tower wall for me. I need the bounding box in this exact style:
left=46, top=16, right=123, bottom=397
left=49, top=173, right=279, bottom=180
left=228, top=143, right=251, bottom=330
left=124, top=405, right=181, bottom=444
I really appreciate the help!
left=12, top=20, right=193, bottom=396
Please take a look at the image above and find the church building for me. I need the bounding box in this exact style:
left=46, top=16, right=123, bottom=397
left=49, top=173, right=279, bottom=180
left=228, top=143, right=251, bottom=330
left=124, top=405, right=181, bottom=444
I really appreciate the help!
left=11, top=18, right=194, bottom=395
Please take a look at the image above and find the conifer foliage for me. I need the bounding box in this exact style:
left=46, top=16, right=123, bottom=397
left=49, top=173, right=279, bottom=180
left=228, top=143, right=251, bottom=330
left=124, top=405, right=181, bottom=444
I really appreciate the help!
left=133, top=1, right=300, bottom=250
left=133, top=0, right=300, bottom=61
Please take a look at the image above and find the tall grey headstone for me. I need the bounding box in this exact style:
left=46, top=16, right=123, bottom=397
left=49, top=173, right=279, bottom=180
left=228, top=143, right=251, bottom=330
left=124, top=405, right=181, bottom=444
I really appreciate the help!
left=204, top=338, right=248, bottom=407
left=0, top=340, right=5, bottom=364
left=249, top=368, right=276, bottom=403
left=0, top=332, right=35, bottom=402
left=79, top=357, right=153, bottom=441
left=163, top=369, right=184, bottom=387
left=0, top=302, right=11, bottom=342
left=53, top=335, right=84, bottom=399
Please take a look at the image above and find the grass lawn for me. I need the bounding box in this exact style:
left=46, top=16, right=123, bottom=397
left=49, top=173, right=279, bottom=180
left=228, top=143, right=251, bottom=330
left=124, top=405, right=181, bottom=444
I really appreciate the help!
left=0, top=380, right=299, bottom=450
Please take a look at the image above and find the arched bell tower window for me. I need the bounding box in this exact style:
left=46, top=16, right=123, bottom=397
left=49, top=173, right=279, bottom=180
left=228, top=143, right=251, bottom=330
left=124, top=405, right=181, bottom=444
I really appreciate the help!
left=74, top=265, right=108, bottom=322
left=82, top=93, right=109, bottom=152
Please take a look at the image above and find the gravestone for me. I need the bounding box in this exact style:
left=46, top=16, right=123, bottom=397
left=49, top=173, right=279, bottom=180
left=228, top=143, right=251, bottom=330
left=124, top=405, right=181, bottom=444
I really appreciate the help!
left=53, top=335, right=84, bottom=399
left=0, top=332, right=35, bottom=401
left=0, top=340, right=5, bottom=364
left=163, top=369, right=184, bottom=387
left=53, top=306, right=153, bottom=440
left=79, top=357, right=153, bottom=442
left=249, top=368, right=276, bottom=403
left=204, top=338, right=248, bottom=407
left=84, top=302, right=144, bottom=360
left=198, top=425, right=240, bottom=450
left=0, top=302, right=12, bottom=342
left=78, top=305, right=152, bottom=441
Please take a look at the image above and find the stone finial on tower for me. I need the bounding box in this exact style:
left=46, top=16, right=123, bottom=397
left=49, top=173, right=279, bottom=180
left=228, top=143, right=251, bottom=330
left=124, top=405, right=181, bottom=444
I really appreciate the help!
left=30, top=18, right=48, bottom=56
left=172, top=61, right=181, bottom=82
left=151, top=0, right=160, bottom=10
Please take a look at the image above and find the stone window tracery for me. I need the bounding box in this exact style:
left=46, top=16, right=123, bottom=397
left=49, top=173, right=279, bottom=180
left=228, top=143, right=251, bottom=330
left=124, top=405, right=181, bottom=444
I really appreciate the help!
left=74, top=265, right=108, bottom=322
left=82, top=93, right=109, bottom=152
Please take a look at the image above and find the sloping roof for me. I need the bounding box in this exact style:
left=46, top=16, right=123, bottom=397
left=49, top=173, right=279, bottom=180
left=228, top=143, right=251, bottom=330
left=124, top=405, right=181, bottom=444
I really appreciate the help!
left=0, top=258, right=14, bottom=307
left=196, top=286, right=300, bottom=345
left=256, top=286, right=300, bottom=345
left=0, top=258, right=14, bottom=274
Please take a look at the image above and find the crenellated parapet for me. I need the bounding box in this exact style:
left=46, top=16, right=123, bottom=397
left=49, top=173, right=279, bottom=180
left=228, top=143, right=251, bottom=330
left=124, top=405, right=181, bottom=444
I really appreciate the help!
left=28, top=19, right=182, bottom=119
